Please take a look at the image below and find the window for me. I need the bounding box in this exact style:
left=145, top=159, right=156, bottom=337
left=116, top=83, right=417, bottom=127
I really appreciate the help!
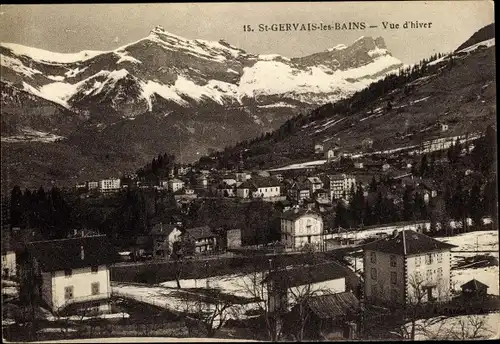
left=438, top=253, right=443, bottom=263
left=426, top=269, right=432, bottom=280
left=64, top=286, right=74, bottom=300
left=390, top=255, right=397, bottom=267
left=371, top=268, right=377, bottom=280
left=437, top=267, right=443, bottom=277
left=91, top=282, right=100, bottom=295
left=391, top=272, right=397, bottom=284
left=416, top=256, right=421, bottom=267
left=64, top=269, right=72, bottom=278
left=91, top=266, right=98, bottom=274
left=370, top=252, right=377, bottom=263
left=415, top=271, right=422, bottom=282
left=425, top=253, right=433, bottom=265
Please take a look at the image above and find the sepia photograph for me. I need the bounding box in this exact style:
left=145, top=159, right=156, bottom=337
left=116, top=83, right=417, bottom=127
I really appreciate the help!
left=0, top=1, right=497, bottom=342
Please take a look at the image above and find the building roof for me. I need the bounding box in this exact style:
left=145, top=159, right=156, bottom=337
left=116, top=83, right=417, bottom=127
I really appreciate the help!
left=461, top=279, right=489, bottom=291
left=27, top=235, right=120, bottom=272
left=185, top=226, right=215, bottom=240
left=303, top=292, right=362, bottom=319
left=280, top=208, right=321, bottom=221
left=149, top=223, right=179, bottom=236
left=169, top=178, right=184, bottom=184
left=307, top=177, right=323, bottom=184
left=237, top=177, right=280, bottom=189
left=362, top=230, right=457, bottom=256
left=264, top=262, right=347, bottom=288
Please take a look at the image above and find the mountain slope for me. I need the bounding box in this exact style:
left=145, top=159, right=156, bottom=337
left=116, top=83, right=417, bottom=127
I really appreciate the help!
left=1, top=27, right=404, bottom=191
left=203, top=33, right=496, bottom=171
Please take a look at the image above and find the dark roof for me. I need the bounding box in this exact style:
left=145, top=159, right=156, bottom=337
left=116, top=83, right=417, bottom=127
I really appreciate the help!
left=280, top=208, right=321, bottom=221
left=27, top=235, right=120, bottom=272
left=303, top=292, right=362, bottom=319
left=264, top=262, right=348, bottom=288
left=150, top=223, right=179, bottom=236
left=237, top=177, right=280, bottom=189
left=461, top=279, right=489, bottom=291
left=362, top=230, right=457, bottom=255
left=185, top=226, right=215, bottom=240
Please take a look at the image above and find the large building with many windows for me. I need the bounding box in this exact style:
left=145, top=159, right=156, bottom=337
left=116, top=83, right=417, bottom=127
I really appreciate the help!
left=280, top=209, right=324, bottom=249
left=98, top=178, right=121, bottom=193
left=329, top=174, right=356, bottom=200
left=362, top=230, right=456, bottom=306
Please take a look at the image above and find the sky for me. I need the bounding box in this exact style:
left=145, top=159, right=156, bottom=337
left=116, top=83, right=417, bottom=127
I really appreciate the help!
left=0, top=2, right=494, bottom=65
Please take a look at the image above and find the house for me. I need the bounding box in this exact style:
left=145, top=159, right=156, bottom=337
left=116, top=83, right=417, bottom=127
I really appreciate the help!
left=226, top=229, right=242, bottom=249
left=313, top=188, right=330, bottom=202
left=149, top=223, right=182, bottom=259
left=329, top=174, right=356, bottom=200
left=314, top=143, right=324, bottom=154
left=354, top=161, right=364, bottom=169
left=325, top=147, right=341, bottom=162
left=264, top=262, right=348, bottom=314
left=236, top=178, right=281, bottom=200
left=289, top=292, right=363, bottom=340
left=362, top=138, right=374, bottom=150
left=460, top=279, right=489, bottom=299
left=362, top=230, right=457, bottom=306
left=306, top=177, right=324, bottom=194
left=288, top=182, right=311, bottom=204
left=235, top=171, right=252, bottom=183
left=441, top=123, right=449, bottom=132
left=197, top=174, right=208, bottom=188
left=221, top=176, right=237, bottom=186
left=1, top=230, right=16, bottom=278
left=184, top=226, right=218, bottom=253
left=216, top=183, right=235, bottom=197
left=87, top=181, right=99, bottom=190
left=22, top=235, right=119, bottom=315
left=98, top=178, right=121, bottom=193
left=382, top=163, right=391, bottom=171
left=168, top=178, right=185, bottom=193
left=280, top=208, right=324, bottom=249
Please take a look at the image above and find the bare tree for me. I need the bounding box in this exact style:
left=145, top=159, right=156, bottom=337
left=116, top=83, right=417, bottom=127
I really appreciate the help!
left=399, top=273, right=428, bottom=340
left=180, top=288, right=241, bottom=338
left=236, top=261, right=284, bottom=341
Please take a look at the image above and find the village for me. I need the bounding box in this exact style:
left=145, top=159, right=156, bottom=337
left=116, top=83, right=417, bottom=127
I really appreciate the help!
left=1, top=130, right=499, bottom=342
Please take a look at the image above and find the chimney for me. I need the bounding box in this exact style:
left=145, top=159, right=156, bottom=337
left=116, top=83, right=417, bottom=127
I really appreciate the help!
left=80, top=245, right=85, bottom=260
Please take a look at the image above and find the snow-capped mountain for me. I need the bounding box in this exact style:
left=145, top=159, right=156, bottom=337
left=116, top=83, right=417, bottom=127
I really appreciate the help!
left=1, top=26, right=403, bottom=189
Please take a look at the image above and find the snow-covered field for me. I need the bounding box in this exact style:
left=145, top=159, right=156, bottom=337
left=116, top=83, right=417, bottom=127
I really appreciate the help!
left=112, top=281, right=261, bottom=324
left=437, top=231, right=499, bottom=252
left=403, top=312, right=500, bottom=340
left=1, top=128, right=65, bottom=143
left=268, top=159, right=327, bottom=171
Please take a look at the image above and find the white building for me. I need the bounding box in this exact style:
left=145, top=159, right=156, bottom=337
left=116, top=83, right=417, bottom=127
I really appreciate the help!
left=363, top=230, right=457, bottom=306
left=329, top=174, right=356, bottom=200
left=2, top=251, right=16, bottom=278
left=314, top=143, right=324, bottom=154
left=280, top=209, right=324, bottom=249
left=306, top=177, right=324, bottom=194
left=168, top=178, right=185, bottom=193
left=98, top=178, right=121, bottom=192
left=149, top=223, right=182, bottom=259
left=24, top=235, right=119, bottom=315
left=236, top=178, right=281, bottom=199
left=87, top=181, right=99, bottom=190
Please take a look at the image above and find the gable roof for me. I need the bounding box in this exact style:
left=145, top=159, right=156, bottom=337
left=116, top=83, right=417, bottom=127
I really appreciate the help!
left=362, top=230, right=457, bottom=255
left=264, top=262, right=347, bottom=288
left=237, top=177, right=281, bottom=189
left=303, top=292, right=362, bottom=319
left=461, top=279, right=489, bottom=291
left=27, top=235, right=120, bottom=272
left=149, top=223, right=179, bottom=236
left=280, top=208, right=321, bottom=221
left=185, top=226, right=215, bottom=240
